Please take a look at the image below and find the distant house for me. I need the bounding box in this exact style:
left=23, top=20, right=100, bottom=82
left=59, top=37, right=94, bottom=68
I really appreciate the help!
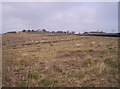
left=89, top=31, right=104, bottom=33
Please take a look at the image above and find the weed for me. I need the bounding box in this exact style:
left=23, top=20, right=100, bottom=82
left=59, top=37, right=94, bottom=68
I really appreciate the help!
left=50, top=44, right=53, bottom=46
left=86, top=83, right=95, bottom=87
left=85, top=67, right=99, bottom=75
left=74, top=71, right=84, bottom=79
left=83, top=58, right=92, bottom=67
left=14, top=68, right=24, bottom=72
left=19, top=60, right=27, bottom=66
left=104, top=58, right=118, bottom=68
left=108, top=69, right=118, bottom=76
left=64, top=53, right=70, bottom=57
left=27, top=71, right=39, bottom=79
left=3, top=75, right=11, bottom=82
left=89, top=49, right=94, bottom=52
left=100, top=51, right=106, bottom=55
left=36, top=47, right=41, bottom=51
left=100, top=55, right=103, bottom=58
left=40, top=79, right=54, bottom=86
left=53, top=65, right=62, bottom=72
left=17, top=81, right=27, bottom=87
left=76, top=50, right=82, bottom=52
left=109, top=47, right=112, bottom=50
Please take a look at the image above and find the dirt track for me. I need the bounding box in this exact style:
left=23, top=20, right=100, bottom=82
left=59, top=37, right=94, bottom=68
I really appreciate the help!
left=2, top=33, right=81, bottom=49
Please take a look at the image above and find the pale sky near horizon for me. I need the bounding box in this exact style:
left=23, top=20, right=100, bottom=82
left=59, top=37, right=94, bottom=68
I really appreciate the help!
left=2, top=2, right=118, bottom=33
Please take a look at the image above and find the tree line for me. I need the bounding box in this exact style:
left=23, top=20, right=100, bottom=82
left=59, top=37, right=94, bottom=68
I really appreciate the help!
left=21, top=29, right=80, bottom=34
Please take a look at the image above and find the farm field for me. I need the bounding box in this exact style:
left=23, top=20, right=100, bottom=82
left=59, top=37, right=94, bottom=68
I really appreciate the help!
left=2, top=33, right=119, bottom=87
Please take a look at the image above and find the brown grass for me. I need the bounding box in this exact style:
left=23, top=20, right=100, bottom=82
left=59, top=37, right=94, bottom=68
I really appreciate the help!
left=2, top=33, right=118, bottom=87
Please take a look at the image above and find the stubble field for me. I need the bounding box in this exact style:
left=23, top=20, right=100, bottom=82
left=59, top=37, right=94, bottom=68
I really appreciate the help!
left=2, top=33, right=119, bottom=87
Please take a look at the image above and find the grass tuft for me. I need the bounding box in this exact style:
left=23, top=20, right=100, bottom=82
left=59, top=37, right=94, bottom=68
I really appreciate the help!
left=18, top=60, right=27, bottom=66
left=50, top=44, right=53, bottom=46
left=27, top=71, right=39, bottom=79
left=64, top=53, right=70, bottom=57
left=89, top=49, right=94, bottom=52
left=104, top=58, right=118, bottom=68
left=40, top=79, right=54, bottom=86
left=83, top=58, right=92, bottom=67
left=76, top=49, right=82, bottom=52
left=17, top=81, right=27, bottom=87
left=3, top=75, right=11, bottom=82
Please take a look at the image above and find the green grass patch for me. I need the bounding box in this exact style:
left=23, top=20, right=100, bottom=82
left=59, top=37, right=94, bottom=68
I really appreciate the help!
left=27, top=71, right=39, bottom=79
left=74, top=71, right=84, bottom=79
left=89, top=49, right=94, bottom=52
left=108, top=69, right=118, bottom=76
left=99, top=55, right=104, bottom=58
left=109, top=47, right=113, bottom=50
left=86, top=83, right=95, bottom=87
left=17, top=81, right=28, bottom=87
left=50, top=44, right=53, bottom=46
left=3, top=75, right=11, bottom=82
left=14, top=68, right=24, bottom=72
left=76, top=49, right=82, bottom=52
left=104, top=58, right=118, bottom=68
left=18, top=60, right=28, bottom=66
left=83, top=58, right=92, bottom=67
left=53, top=65, right=62, bottom=72
left=64, top=53, right=70, bottom=57
left=85, top=67, right=99, bottom=75
left=100, top=51, right=106, bottom=55
left=40, top=79, right=54, bottom=86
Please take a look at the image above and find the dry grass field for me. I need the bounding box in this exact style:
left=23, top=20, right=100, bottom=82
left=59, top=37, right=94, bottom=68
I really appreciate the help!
left=2, top=33, right=119, bottom=87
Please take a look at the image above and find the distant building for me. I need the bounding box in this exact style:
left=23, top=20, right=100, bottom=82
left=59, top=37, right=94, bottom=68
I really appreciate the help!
left=83, top=31, right=105, bottom=35
left=89, top=31, right=104, bottom=33
left=82, top=31, right=120, bottom=37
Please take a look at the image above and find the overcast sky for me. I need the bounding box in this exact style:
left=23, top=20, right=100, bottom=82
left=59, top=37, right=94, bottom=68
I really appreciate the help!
left=2, top=2, right=118, bottom=33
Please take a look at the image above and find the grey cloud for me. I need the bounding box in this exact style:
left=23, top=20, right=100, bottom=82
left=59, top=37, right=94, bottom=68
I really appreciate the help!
left=2, top=2, right=118, bottom=33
